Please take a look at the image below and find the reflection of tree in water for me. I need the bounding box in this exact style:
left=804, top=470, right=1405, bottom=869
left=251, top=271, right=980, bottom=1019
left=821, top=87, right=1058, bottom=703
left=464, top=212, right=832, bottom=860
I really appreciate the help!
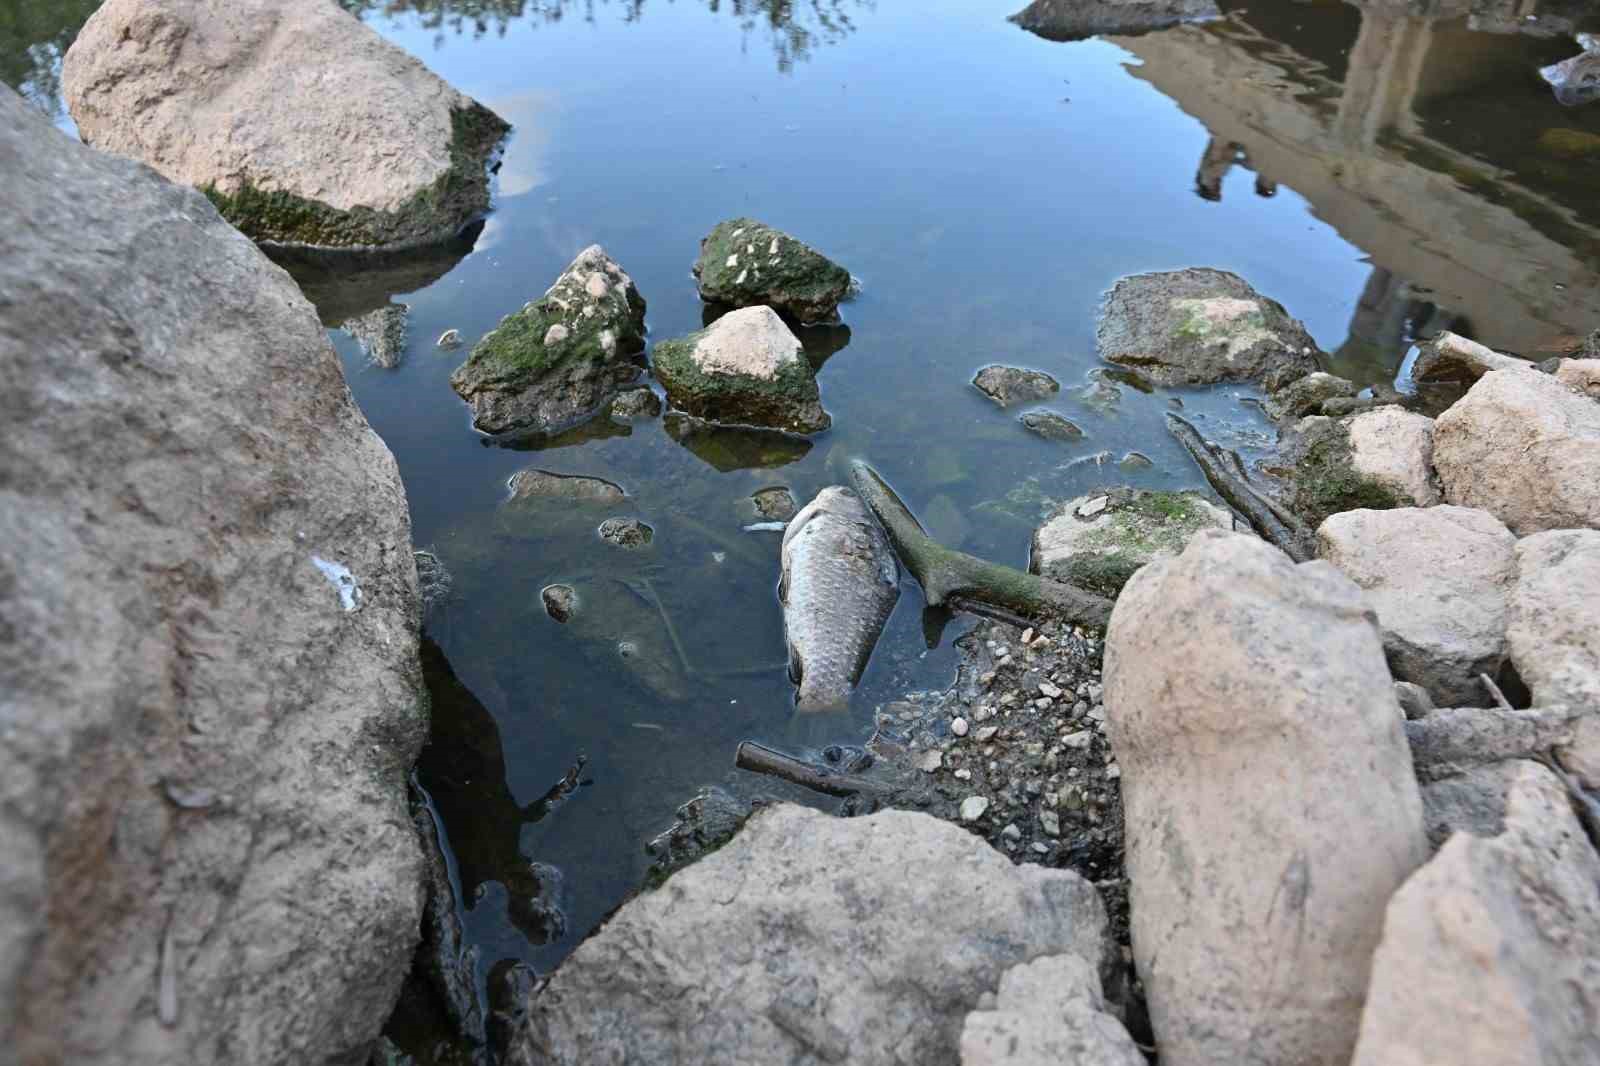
left=0, top=0, right=102, bottom=114
left=338, top=0, right=867, bottom=71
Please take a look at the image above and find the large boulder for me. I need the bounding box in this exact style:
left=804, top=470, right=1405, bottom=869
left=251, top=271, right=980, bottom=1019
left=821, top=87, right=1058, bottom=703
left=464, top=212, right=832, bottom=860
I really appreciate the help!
left=1409, top=330, right=1536, bottom=384
left=62, top=0, right=508, bottom=249
left=692, top=218, right=851, bottom=322
left=1317, top=506, right=1516, bottom=707
left=1104, top=531, right=1428, bottom=1066
left=0, top=88, right=425, bottom=1064
left=1432, top=368, right=1600, bottom=534
left=1344, top=407, right=1442, bottom=507
left=1030, top=488, right=1233, bottom=598
left=1351, top=762, right=1600, bottom=1066
left=506, top=804, right=1113, bottom=1066
left=450, top=246, right=648, bottom=436
left=1008, top=0, right=1220, bottom=41
left=1508, top=529, right=1600, bottom=710
left=651, top=305, right=831, bottom=433
left=1095, top=268, right=1322, bottom=388
left=959, top=955, right=1144, bottom=1066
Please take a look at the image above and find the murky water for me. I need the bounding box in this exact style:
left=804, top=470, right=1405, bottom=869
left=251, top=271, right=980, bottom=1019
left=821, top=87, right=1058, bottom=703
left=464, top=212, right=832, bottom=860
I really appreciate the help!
left=10, top=0, right=1600, bottom=1053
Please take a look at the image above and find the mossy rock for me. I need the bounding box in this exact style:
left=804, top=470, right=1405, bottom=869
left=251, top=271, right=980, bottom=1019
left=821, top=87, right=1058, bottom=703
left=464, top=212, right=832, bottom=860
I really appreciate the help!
left=450, top=245, right=648, bottom=435
left=651, top=307, right=830, bottom=434
left=1537, top=127, right=1600, bottom=161
left=1274, top=417, right=1403, bottom=529
left=202, top=104, right=509, bottom=249
left=1031, top=488, right=1233, bottom=598
left=692, top=218, right=851, bottom=322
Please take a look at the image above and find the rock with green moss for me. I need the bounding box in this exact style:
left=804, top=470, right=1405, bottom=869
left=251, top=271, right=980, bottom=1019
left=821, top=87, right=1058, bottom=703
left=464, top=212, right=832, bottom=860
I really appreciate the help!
left=652, top=306, right=830, bottom=434
left=1097, top=268, right=1322, bottom=387
left=450, top=246, right=648, bottom=435
left=692, top=218, right=852, bottom=322
left=62, top=0, right=509, bottom=249
left=1271, top=416, right=1404, bottom=529
left=1030, top=489, right=1234, bottom=598
left=1265, top=371, right=1357, bottom=420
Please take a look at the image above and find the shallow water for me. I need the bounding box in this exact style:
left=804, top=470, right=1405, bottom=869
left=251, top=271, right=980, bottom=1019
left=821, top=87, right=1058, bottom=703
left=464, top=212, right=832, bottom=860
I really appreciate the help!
left=9, top=0, right=1600, bottom=1050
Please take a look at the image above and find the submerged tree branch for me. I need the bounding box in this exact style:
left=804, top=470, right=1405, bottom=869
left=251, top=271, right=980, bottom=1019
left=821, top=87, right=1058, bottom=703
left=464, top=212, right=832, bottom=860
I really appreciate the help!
left=1166, top=414, right=1314, bottom=562
left=847, top=460, right=1115, bottom=630
left=735, top=741, right=890, bottom=798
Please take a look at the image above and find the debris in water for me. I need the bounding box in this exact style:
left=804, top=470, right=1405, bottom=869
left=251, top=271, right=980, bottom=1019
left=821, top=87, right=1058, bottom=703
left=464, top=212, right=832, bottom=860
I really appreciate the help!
left=743, top=521, right=788, bottom=533
left=437, top=328, right=463, bottom=349
left=415, top=549, right=453, bottom=613
left=310, top=556, right=362, bottom=612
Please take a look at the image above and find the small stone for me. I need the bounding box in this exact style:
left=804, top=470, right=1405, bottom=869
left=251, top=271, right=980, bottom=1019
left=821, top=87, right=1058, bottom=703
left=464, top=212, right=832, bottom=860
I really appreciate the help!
left=955, top=769, right=972, bottom=781
left=976, top=726, right=999, bottom=743
left=597, top=517, right=653, bottom=549
left=1021, top=628, right=1035, bottom=644
left=436, top=328, right=462, bottom=350
left=1120, top=451, right=1154, bottom=471
left=917, top=750, right=943, bottom=773
left=960, top=796, right=990, bottom=822
left=1106, top=765, right=1121, bottom=780
left=1087, top=683, right=1103, bottom=702
left=952, top=717, right=970, bottom=737
left=1088, top=706, right=1105, bottom=723
left=1040, top=810, right=1061, bottom=837
left=1073, top=700, right=1089, bottom=716
left=1062, top=731, right=1092, bottom=750
left=1031, top=842, right=1051, bottom=855
left=994, top=646, right=1011, bottom=659
left=974, top=706, right=995, bottom=722
left=1077, top=495, right=1110, bottom=518
left=541, top=584, right=577, bottom=622
left=1001, top=823, right=1022, bottom=842
left=1038, top=681, right=1062, bottom=699
left=979, top=671, right=997, bottom=687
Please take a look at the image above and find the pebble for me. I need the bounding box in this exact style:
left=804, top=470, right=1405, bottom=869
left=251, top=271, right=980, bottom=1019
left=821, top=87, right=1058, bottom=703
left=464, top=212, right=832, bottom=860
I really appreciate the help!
left=1062, top=730, right=1093, bottom=750
left=1038, top=680, right=1062, bottom=699
left=960, top=796, right=990, bottom=822
left=975, top=726, right=999, bottom=743
left=1087, top=683, right=1104, bottom=702
left=1106, top=765, right=1122, bottom=780
left=1031, top=842, right=1051, bottom=855
left=974, top=705, right=995, bottom=722
left=951, top=716, right=969, bottom=737
left=1020, top=627, right=1034, bottom=644
left=1077, top=495, right=1110, bottom=518
left=1088, top=705, right=1106, bottom=723
left=1073, top=700, right=1089, bottom=716
left=917, top=749, right=942, bottom=773
left=1001, top=823, right=1022, bottom=842
left=955, top=769, right=972, bottom=780
left=1034, top=697, right=1053, bottom=711
left=979, top=671, right=996, bottom=687
left=1039, top=810, right=1061, bottom=837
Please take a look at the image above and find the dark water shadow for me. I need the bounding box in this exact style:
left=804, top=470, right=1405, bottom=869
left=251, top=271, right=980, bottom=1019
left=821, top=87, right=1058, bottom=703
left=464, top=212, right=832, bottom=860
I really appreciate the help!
left=700, top=300, right=853, bottom=370
left=264, top=220, right=486, bottom=326
left=663, top=412, right=815, bottom=471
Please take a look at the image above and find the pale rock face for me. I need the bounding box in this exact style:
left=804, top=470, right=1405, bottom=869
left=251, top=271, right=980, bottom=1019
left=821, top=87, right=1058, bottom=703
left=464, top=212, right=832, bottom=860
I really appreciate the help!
left=1507, top=529, right=1600, bottom=711
left=1030, top=489, right=1233, bottom=598
left=1317, top=506, right=1515, bottom=707
left=683, top=305, right=804, bottom=380
left=1351, top=762, right=1600, bottom=1066
left=1345, top=407, right=1442, bottom=506
left=1432, top=368, right=1600, bottom=534
left=1555, top=357, right=1600, bottom=398
left=0, top=88, right=424, bottom=1065
left=505, top=805, right=1112, bottom=1066
left=62, top=0, right=508, bottom=248
left=959, top=955, right=1145, bottom=1066
left=1104, top=531, right=1428, bottom=1066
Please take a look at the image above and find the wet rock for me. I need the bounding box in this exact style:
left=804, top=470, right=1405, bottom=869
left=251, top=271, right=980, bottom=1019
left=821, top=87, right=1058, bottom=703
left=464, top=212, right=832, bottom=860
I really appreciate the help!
left=0, top=88, right=425, bottom=1063
left=506, top=468, right=625, bottom=503
left=1539, top=33, right=1600, bottom=108
left=1019, top=409, right=1085, bottom=441
left=450, top=246, right=648, bottom=436
left=1272, top=415, right=1404, bottom=529
left=414, top=549, right=454, bottom=615
left=541, top=584, right=578, bottom=623
left=1351, top=762, right=1600, bottom=1066
left=692, top=218, right=852, bottom=322
left=507, top=805, right=1112, bottom=1066
left=1096, top=267, right=1322, bottom=388
left=437, top=328, right=463, bottom=350
left=972, top=364, right=1060, bottom=407
left=1075, top=369, right=1123, bottom=415
left=1104, top=531, right=1427, bottom=1066
left=1507, top=529, right=1600, bottom=709
left=1118, top=451, right=1152, bottom=471
left=1345, top=407, right=1442, bottom=507
left=609, top=386, right=662, bottom=420
left=597, top=517, right=653, bottom=549
left=1008, top=0, right=1219, bottom=41
left=1393, top=681, right=1434, bottom=721
left=342, top=302, right=409, bottom=369
left=1410, top=330, right=1535, bottom=383
left=1264, top=370, right=1356, bottom=420
left=1317, top=506, right=1515, bottom=707
left=1433, top=368, right=1600, bottom=534
left=750, top=486, right=798, bottom=522
left=1555, top=356, right=1600, bottom=398
left=1031, top=488, right=1232, bottom=598
left=62, top=0, right=507, bottom=248
left=412, top=800, right=484, bottom=1046
left=652, top=305, right=830, bottom=434
left=960, top=954, right=1143, bottom=1066
left=644, top=788, right=757, bottom=884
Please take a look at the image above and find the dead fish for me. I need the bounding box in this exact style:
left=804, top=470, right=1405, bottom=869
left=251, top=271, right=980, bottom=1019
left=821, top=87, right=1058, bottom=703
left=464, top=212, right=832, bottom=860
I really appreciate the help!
left=779, top=486, right=899, bottom=712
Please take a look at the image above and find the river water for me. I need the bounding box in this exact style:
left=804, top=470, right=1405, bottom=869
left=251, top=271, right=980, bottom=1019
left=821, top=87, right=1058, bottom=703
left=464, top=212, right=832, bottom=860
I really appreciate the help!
left=8, top=0, right=1599, bottom=1056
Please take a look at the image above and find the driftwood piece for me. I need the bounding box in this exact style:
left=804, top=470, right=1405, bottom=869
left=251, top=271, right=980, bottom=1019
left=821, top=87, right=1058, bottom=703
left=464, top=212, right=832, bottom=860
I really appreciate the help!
left=847, top=461, right=1115, bottom=629
left=1166, top=414, right=1314, bottom=561
left=735, top=741, right=891, bottom=798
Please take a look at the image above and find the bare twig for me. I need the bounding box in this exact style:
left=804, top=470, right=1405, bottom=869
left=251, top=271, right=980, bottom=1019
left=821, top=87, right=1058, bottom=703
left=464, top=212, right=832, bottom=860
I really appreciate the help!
left=1167, top=414, right=1314, bottom=561
left=735, top=741, right=891, bottom=798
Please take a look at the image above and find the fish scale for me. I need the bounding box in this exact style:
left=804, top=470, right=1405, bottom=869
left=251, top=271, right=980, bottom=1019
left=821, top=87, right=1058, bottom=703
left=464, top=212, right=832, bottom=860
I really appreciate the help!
left=780, top=486, right=900, bottom=712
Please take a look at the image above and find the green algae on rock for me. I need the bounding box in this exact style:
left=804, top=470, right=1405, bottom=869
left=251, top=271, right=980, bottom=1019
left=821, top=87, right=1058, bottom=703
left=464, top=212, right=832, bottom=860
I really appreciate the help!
left=652, top=305, right=831, bottom=434
left=450, top=245, right=648, bottom=435
left=1030, top=488, right=1233, bottom=598
left=692, top=218, right=852, bottom=322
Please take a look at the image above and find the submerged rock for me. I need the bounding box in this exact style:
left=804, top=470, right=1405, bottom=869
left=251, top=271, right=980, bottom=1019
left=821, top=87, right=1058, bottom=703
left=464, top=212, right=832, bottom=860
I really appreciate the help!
left=1008, top=0, right=1219, bottom=41
left=506, top=805, right=1113, bottom=1066
left=1317, top=506, right=1516, bottom=708
left=0, top=86, right=425, bottom=1063
left=749, top=486, right=799, bottom=522
left=341, top=302, right=409, bottom=369
left=1104, top=532, right=1427, bottom=1066
left=960, top=954, right=1144, bottom=1066
left=1096, top=267, right=1322, bottom=387
left=62, top=0, right=508, bottom=248
left=506, top=468, right=625, bottom=503
left=608, top=386, right=662, bottom=421
left=1507, top=529, right=1600, bottom=710
left=451, top=246, right=648, bottom=436
left=1019, top=409, right=1085, bottom=441
left=973, top=364, right=1060, bottom=407
left=597, top=517, right=653, bottom=549
left=1030, top=488, right=1232, bottom=598
left=541, top=584, right=578, bottom=623
left=1352, top=762, right=1600, bottom=1066
left=692, top=218, right=852, bottom=322
left=652, top=305, right=830, bottom=434
left=1433, top=367, right=1600, bottom=534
